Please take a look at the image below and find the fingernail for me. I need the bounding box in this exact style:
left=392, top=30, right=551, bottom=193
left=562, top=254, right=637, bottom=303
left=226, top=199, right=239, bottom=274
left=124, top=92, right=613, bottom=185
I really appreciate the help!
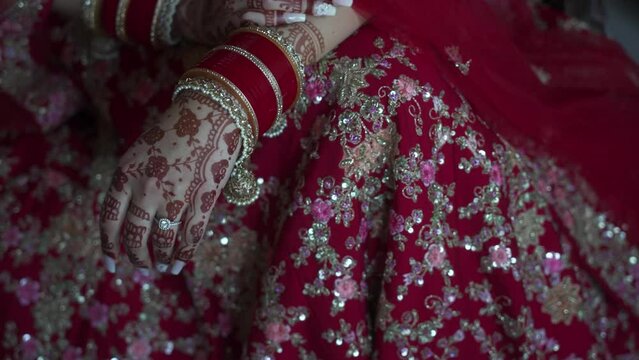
left=283, top=13, right=306, bottom=24
left=333, top=0, right=352, bottom=6
left=156, top=263, right=169, bottom=273
left=103, top=256, right=116, bottom=274
left=313, top=3, right=336, bottom=16
left=170, top=260, right=186, bottom=275
left=242, top=12, right=265, bottom=26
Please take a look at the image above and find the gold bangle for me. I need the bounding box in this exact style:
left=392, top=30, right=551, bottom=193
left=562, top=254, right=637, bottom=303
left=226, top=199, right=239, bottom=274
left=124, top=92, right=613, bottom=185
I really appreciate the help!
left=233, top=26, right=305, bottom=106
left=150, top=0, right=181, bottom=47
left=213, top=45, right=283, bottom=128
left=115, top=0, right=131, bottom=42
left=182, top=68, right=259, bottom=139
left=82, top=0, right=102, bottom=32
left=172, top=77, right=260, bottom=206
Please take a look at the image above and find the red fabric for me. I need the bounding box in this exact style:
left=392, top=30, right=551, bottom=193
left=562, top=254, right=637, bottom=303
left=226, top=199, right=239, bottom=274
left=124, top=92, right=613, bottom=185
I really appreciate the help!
left=228, top=31, right=299, bottom=111
left=198, top=48, right=279, bottom=137
left=355, top=0, right=639, bottom=237
left=100, top=0, right=118, bottom=36
left=125, top=0, right=158, bottom=44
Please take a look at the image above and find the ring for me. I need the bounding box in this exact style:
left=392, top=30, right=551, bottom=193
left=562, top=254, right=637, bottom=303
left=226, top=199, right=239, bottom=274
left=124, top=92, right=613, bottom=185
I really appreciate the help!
left=155, top=217, right=181, bottom=231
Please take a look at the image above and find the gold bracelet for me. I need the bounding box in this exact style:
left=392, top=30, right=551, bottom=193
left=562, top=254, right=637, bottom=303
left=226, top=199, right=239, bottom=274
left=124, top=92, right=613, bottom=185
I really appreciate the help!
left=182, top=68, right=259, bottom=139
left=150, top=0, right=181, bottom=47
left=115, top=0, right=131, bottom=42
left=213, top=45, right=283, bottom=128
left=173, top=78, right=260, bottom=206
left=82, top=0, right=102, bottom=32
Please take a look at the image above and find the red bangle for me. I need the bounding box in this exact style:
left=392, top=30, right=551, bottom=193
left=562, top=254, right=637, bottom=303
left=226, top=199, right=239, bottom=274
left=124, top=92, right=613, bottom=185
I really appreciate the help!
left=197, top=49, right=279, bottom=137
left=100, top=0, right=118, bottom=37
left=125, top=0, right=159, bottom=44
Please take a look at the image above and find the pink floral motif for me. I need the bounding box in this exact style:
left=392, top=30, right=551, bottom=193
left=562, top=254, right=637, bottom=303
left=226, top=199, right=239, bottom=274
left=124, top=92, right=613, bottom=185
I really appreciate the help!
left=305, top=76, right=328, bottom=104
left=334, top=276, right=358, bottom=300
left=87, top=303, right=109, bottom=328
left=390, top=210, right=405, bottom=236
left=489, top=244, right=512, bottom=269
left=127, top=338, right=152, bottom=360
left=265, top=322, right=291, bottom=344
left=2, top=226, right=22, bottom=247
left=426, top=244, right=446, bottom=269
left=62, top=347, right=83, bottom=360
left=17, top=278, right=40, bottom=306
left=311, top=199, right=334, bottom=224
left=489, top=164, right=502, bottom=185
left=420, top=160, right=436, bottom=186
left=543, top=253, right=564, bottom=275
left=394, top=75, right=419, bottom=101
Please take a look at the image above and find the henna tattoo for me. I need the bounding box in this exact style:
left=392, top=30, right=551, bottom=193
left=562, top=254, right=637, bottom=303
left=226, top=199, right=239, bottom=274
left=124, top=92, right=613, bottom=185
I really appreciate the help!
left=122, top=219, right=147, bottom=249
left=175, top=246, right=196, bottom=262
left=101, top=194, right=121, bottom=221
left=125, top=247, right=147, bottom=268
left=211, top=159, right=229, bottom=183
left=281, top=21, right=325, bottom=65
left=154, top=249, right=173, bottom=264
left=129, top=203, right=151, bottom=220
left=165, top=200, right=185, bottom=219
left=100, top=231, right=116, bottom=258
left=223, top=128, right=241, bottom=155
left=268, top=0, right=305, bottom=12
left=145, top=156, right=170, bottom=180
left=200, top=190, right=217, bottom=212
left=174, top=108, right=202, bottom=144
left=150, top=228, right=176, bottom=248
left=189, top=221, right=205, bottom=243
left=142, top=126, right=165, bottom=145
left=112, top=167, right=128, bottom=192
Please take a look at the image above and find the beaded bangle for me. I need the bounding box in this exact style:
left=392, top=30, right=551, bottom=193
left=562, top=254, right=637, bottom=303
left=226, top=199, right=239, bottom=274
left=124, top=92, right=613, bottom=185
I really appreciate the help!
left=82, top=0, right=102, bottom=32
left=150, top=0, right=181, bottom=47
left=182, top=67, right=259, bottom=138
left=115, top=0, right=131, bottom=42
left=173, top=78, right=260, bottom=206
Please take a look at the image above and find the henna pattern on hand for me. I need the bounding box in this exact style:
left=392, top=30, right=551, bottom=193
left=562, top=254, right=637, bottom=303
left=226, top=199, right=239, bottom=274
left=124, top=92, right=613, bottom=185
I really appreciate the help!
left=224, top=128, right=241, bottom=155
left=122, top=219, right=147, bottom=249
left=142, top=126, right=165, bottom=145
left=165, top=200, right=185, bottom=219
left=211, top=159, right=229, bottom=184
left=101, top=194, right=121, bottom=221
left=281, top=21, right=326, bottom=65
left=150, top=228, right=176, bottom=248
left=189, top=221, right=205, bottom=243
left=100, top=231, right=116, bottom=258
left=129, top=203, right=151, bottom=220
left=200, top=190, right=217, bottom=212
left=112, top=168, right=128, bottom=193
left=174, top=108, right=202, bottom=145
left=175, top=246, right=196, bottom=262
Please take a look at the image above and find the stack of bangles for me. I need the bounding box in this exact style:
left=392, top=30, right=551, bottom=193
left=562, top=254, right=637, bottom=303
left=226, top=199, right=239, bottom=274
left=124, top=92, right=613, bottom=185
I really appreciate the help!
left=82, top=0, right=180, bottom=46
left=173, top=26, right=305, bottom=206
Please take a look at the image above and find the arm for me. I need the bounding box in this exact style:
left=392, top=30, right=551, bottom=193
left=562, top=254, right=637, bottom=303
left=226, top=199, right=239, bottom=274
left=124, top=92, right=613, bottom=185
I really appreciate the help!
left=101, top=8, right=367, bottom=275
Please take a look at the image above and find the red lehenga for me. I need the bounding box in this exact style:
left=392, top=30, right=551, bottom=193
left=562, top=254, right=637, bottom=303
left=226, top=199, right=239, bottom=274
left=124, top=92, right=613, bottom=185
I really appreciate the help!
left=2, top=0, right=639, bottom=359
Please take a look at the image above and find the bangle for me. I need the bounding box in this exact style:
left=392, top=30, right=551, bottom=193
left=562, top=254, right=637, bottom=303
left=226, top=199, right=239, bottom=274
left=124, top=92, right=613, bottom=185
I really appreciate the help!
left=213, top=45, right=283, bottom=129
left=182, top=67, right=259, bottom=138
left=115, top=0, right=131, bottom=42
left=82, top=0, right=102, bottom=32
left=173, top=78, right=259, bottom=206
left=150, top=0, right=181, bottom=47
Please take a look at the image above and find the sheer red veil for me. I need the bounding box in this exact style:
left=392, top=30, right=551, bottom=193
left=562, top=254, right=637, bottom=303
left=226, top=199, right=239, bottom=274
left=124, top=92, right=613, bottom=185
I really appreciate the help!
left=355, top=0, right=639, bottom=237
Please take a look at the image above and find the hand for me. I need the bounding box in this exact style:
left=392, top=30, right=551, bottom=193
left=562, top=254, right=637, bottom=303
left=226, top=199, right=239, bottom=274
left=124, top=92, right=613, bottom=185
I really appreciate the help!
left=175, top=0, right=353, bottom=45
left=100, top=91, right=241, bottom=275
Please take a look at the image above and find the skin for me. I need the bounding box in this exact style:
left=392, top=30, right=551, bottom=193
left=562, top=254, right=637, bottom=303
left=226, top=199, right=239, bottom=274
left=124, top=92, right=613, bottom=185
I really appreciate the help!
left=98, top=7, right=367, bottom=274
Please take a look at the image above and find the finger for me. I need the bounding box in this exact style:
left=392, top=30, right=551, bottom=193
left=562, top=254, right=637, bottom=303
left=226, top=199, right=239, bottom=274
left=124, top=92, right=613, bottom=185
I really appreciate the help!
left=170, top=203, right=211, bottom=275
left=121, top=200, right=155, bottom=272
left=150, top=200, right=187, bottom=272
left=260, top=0, right=340, bottom=15
left=329, top=0, right=352, bottom=7
left=99, top=168, right=131, bottom=273
left=242, top=10, right=306, bottom=26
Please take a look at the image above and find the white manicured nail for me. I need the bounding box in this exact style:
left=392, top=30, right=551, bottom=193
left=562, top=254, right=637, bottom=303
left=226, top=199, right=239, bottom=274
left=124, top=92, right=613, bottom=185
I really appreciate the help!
left=332, top=0, right=352, bottom=6
left=170, top=260, right=186, bottom=275
left=283, top=13, right=306, bottom=24
left=156, top=263, right=169, bottom=273
left=242, top=12, right=266, bottom=26
left=103, top=256, right=116, bottom=274
left=313, top=3, right=336, bottom=16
